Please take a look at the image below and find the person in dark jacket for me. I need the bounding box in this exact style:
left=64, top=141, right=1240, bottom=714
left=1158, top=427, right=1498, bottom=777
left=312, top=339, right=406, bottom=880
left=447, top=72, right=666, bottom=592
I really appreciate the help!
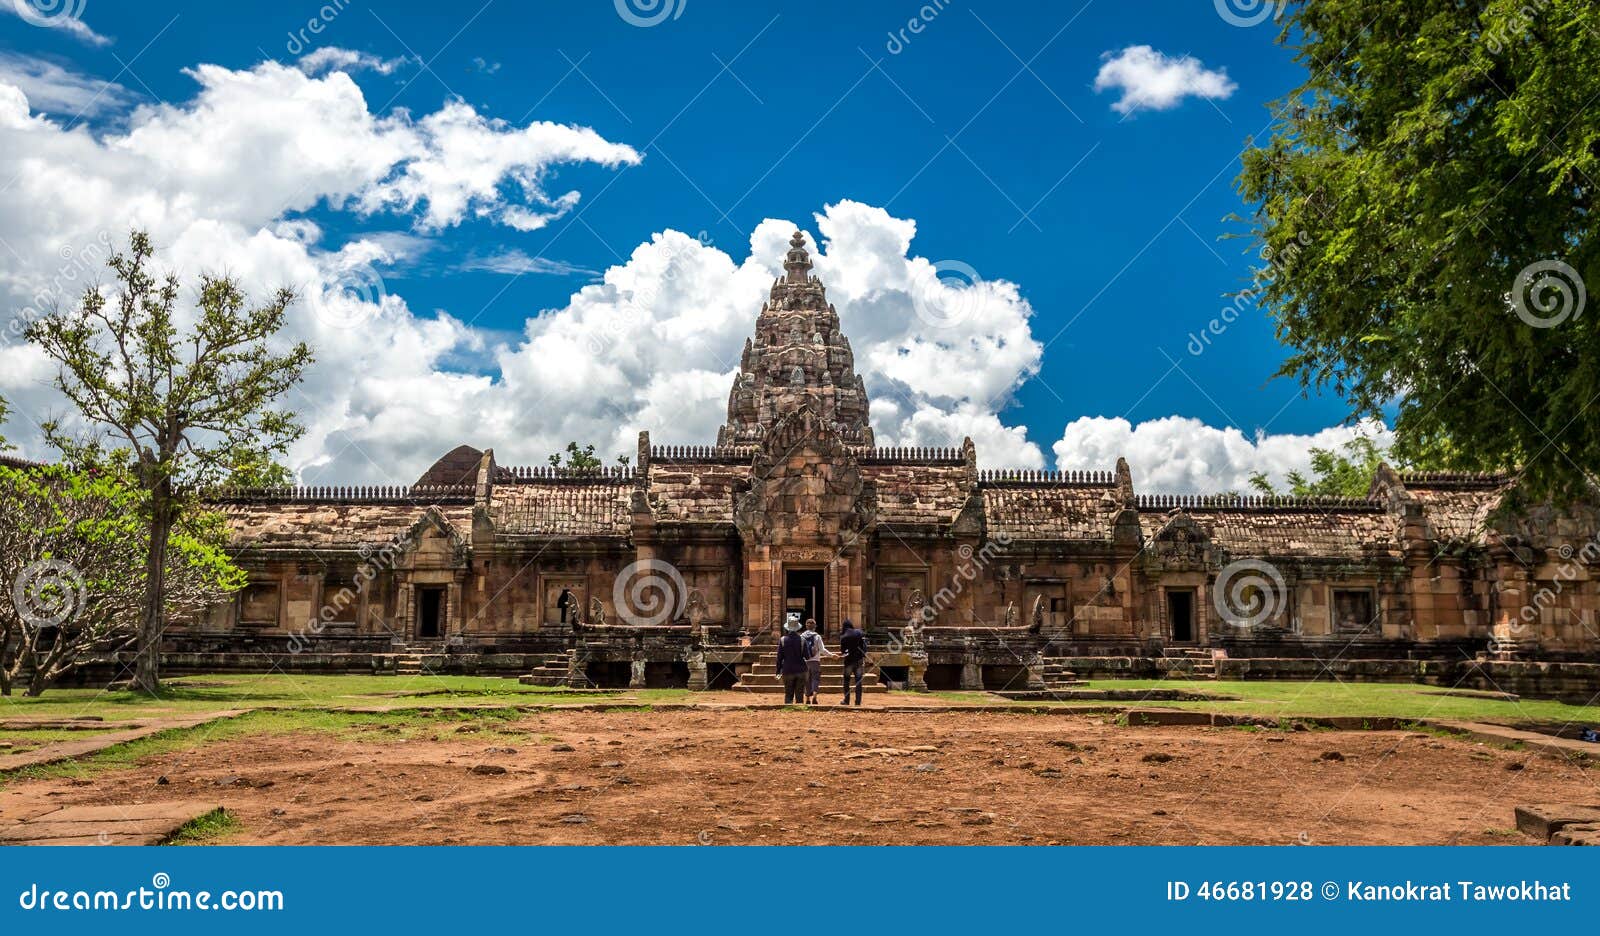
left=838, top=619, right=867, bottom=706
left=777, top=618, right=809, bottom=704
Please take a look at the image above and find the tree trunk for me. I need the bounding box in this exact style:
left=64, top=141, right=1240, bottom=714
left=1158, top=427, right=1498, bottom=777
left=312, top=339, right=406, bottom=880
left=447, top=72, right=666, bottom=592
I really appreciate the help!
left=134, top=478, right=174, bottom=694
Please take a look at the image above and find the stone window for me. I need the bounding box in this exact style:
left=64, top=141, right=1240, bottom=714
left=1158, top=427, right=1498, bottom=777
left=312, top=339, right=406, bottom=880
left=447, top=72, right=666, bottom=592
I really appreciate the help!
left=1332, top=589, right=1377, bottom=635
left=239, top=582, right=280, bottom=626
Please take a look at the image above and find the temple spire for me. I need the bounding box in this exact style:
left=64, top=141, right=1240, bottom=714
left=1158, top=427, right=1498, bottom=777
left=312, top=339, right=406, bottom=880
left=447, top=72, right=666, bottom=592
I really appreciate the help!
left=717, top=230, right=873, bottom=447
left=783, top=231, right=813, bottom=283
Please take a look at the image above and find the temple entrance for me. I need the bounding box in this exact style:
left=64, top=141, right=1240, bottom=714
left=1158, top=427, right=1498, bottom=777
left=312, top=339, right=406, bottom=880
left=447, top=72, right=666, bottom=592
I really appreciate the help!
left=1167, top=589, right=1195, bottom=643
left=784, top=568, right=826, bottom=635
left=417, top=587, right=445, bottom=639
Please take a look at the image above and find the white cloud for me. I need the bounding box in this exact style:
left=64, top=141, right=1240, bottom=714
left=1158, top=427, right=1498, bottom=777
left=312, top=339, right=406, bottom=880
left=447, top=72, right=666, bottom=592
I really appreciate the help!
left=459, top=249, right=596, bottom=277
left=1051, top=416, right=1395, bottom=493
left=296, top=47, right=414, bottom=77
left=0, top=5, right=111, bottom=47
left=0, top=52, right=132, bottom=117
left=1093, top=46, right=1236, bottom=115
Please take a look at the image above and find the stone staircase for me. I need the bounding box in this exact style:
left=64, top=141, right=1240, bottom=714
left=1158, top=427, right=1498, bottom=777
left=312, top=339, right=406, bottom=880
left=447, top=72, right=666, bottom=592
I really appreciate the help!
left=380, top=645, right=444, bottom=677
left=1038, top=657, right=1088, bottom=690
left=733, top=651, right=887, bottom=695
left=1163, top=647, right=1219, bottom=680
left=518, top=651, right=594, bottom=688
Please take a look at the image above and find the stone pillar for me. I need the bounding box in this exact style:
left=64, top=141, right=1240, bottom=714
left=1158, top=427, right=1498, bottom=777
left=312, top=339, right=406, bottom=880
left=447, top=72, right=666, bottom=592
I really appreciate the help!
left=687, top=653, right=709, bottom=691
left=630, top=659, right=648, bottom=688
left=908, top=654, right=928, bottom=692
left=959, top=661, right=983, bottom=690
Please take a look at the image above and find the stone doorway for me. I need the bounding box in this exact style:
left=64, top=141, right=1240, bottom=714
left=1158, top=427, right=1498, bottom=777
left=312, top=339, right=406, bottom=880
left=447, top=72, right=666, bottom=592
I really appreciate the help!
left=785, top=568, right=826, bottom=635
left=1167, top=588, right=1195, bottom=643
left=416, top=586, right=445, bottom=639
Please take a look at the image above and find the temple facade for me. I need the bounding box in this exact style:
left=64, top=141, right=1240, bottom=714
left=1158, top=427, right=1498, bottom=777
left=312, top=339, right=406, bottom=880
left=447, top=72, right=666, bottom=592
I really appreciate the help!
left=183, top=234, right=1600, bottom=695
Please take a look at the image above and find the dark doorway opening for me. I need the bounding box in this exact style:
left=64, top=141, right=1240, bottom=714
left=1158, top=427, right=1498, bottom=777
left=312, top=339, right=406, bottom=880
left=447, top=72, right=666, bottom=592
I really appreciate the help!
left=924, top=664, right=962, bottom=691
left=705, top=663, right=741, bottom=691
left=981, top=664, right=1029, bottom=691
left=645, top=662, right=690, bottom=689
left=1168, top=589, right=1195, bottom=642
left=586, top=660, right=633, bottom=688
left=784, top=568, right=826, bottom=634
left=417, top=587, right=445, bottom=639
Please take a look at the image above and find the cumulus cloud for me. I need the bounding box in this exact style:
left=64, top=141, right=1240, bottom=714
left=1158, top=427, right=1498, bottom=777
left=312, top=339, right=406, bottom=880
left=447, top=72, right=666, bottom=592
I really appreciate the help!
left=296, top=47, right=414, bottom=77
left=1052, top=416, right=1395, bottom=493
left=1093, top=46, right=1236, bottom=115
left=0, top=5, right=111, bottom=47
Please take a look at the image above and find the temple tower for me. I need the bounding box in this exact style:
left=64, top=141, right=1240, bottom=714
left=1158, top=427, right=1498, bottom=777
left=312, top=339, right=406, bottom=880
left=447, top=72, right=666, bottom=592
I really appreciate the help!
left=718, top=232, right=874, bottom=447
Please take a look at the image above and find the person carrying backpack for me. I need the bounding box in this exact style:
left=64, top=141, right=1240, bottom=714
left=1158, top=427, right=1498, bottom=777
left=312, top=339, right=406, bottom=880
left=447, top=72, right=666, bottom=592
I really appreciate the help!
left=801, top=618, right=834, bottom=705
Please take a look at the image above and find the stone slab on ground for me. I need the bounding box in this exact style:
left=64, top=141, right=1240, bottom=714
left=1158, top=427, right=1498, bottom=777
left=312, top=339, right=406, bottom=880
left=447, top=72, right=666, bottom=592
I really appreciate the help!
left=0, top=711, right=246, bottom=773
left=1437, top=721, right=1600, bottom=762
left=1552, top=824, right=1600, bottom=846
left=0, top=802, right=224, bottom=846
left=1514, top=803, right=1600, bottom=841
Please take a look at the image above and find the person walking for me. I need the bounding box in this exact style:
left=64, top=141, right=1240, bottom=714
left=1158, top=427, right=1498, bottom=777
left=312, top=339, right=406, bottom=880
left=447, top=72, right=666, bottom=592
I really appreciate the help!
left=801, top=618, right=834, bottom=705
left=838, top=619, right=867, bottom=706
left=777, top=617, right=809, bottom=705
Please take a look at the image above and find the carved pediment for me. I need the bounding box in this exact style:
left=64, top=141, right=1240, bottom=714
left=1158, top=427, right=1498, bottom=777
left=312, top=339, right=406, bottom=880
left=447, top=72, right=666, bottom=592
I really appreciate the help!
left=1146, top=509, right=1215, bottom=570
left=734, top=405, right=873, bottom=545
left=402, top=506, right=471, bottom=566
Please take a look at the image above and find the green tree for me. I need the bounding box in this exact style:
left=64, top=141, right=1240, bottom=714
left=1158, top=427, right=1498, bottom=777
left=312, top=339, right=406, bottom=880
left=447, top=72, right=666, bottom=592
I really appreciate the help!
left=1236, top=0, right=1600, bottom=503
left=25, top=231, right=311, bottom=692
left=548, top=441, right=602, bottom=469
left=546, top=442, right=629, bottom=469
left=0, top=463, right=244, bottom=696
left=1249, top=436, right=1390, bottom=497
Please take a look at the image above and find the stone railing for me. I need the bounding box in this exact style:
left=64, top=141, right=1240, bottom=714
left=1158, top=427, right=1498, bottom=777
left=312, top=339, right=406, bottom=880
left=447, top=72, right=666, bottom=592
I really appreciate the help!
left=977, top=468, right=1116, bottom=485
left=1135, top=493, right=1384, bottom=512
left=208, top=484, right=476, bottom=504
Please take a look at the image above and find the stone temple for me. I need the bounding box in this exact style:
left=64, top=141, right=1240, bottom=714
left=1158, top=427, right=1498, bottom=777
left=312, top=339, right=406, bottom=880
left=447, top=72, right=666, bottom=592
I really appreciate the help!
left=169, top=232, right=1599, bottom=695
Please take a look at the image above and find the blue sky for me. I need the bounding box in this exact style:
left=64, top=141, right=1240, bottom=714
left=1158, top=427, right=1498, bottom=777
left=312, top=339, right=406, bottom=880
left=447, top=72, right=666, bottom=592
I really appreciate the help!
left=0, top=0, right=1380, bottom=491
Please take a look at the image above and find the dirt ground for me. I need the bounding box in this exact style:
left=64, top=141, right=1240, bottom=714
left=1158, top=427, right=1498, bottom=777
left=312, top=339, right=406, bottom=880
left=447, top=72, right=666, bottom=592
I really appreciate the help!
left=1, top=709, right=1590, bottom=845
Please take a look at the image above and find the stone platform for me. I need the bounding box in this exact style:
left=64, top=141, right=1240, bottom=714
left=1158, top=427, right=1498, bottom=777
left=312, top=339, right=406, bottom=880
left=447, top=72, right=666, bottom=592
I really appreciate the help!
left=0, top=802, right=225, bottom=846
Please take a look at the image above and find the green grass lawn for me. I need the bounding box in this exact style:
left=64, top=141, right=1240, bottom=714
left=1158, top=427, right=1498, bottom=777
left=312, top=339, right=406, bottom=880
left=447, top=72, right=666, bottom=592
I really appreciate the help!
left=0, top=673, right=685, bottom=729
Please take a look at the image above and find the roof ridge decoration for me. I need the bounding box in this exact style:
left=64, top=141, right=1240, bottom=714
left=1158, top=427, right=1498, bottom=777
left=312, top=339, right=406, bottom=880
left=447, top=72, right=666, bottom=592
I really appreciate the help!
left=209, top=484, right=476, bottom=504
left=1396, top=470, right=1515, bottom=488
left=499, top=465, right=636, bottom=483
left=1134, top=493, right=1384, bottom=511
left=978, top=468, right=1118, bottom=485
